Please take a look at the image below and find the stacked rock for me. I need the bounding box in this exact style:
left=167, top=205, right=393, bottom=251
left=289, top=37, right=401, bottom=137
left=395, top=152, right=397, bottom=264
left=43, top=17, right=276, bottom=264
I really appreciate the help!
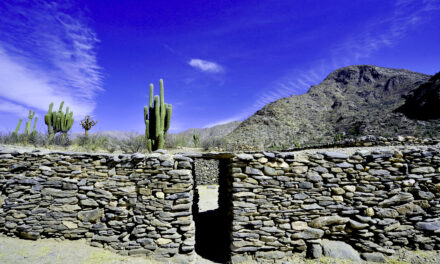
left=194, top=159, right=220, bottom=185
left=0, top=150, right=195, bottom=262
left=229, top=146, right=440, bottom=261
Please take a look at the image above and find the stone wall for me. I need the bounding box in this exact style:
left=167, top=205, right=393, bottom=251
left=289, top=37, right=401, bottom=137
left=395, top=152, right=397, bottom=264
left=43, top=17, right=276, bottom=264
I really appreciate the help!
left=229, top=146, right=440, bottom=260
left=0, top=150, right=195, bottom=262
left=1, top=145, right=440, bottom=263
left=283, top=135, right=440, bottom=152
left=194, top=158, right=219, bottom=185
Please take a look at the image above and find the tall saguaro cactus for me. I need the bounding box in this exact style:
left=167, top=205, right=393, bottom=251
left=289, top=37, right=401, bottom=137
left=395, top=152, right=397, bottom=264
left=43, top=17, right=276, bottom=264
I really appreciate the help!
left=144, top=79, right=172, bottom=151
left=44, top=101, right=74, bottom=144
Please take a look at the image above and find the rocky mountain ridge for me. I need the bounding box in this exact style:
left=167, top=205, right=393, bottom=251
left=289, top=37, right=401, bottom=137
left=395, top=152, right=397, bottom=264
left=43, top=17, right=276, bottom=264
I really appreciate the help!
left=225, top=65, right=440, bottom=150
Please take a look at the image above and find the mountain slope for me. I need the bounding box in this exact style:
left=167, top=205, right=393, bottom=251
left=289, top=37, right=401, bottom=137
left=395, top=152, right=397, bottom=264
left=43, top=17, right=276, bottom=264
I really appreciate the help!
left=167, top=121, right=241, bottom=147
left=225, top=65, right=440, bottom=149
left=396, top=71, right=440, bottom=120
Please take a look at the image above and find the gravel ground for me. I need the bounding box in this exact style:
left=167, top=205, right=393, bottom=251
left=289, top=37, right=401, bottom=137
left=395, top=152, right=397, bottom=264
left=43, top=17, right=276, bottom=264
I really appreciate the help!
left=0, top=235, right=218, bottom=264
left=1, top=235, right=439, bottom=264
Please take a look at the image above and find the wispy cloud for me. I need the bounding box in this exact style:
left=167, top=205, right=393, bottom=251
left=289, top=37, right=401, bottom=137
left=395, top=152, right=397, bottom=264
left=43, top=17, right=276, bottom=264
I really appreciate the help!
left=203, top=116, right=241, bottom=128
left=250, top=0, right=440, bottom=111
left=206, top=0, right=440, bottom=127
left=0, top=1, right=103, bottom=121
left=189, top=59, right=224, bottom=73
left=0, top=98, right=29, bottom=117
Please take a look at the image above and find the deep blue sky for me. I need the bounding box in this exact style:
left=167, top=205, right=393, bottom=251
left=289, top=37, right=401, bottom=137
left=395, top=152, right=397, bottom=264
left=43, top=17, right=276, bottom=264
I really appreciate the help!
left=0, top=0, right=439, bottom=134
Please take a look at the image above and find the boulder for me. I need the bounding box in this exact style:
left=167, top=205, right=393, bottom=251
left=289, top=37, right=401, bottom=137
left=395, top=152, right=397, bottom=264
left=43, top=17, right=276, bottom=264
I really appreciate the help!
left=77, top=208, right=104, bottom=223
left=361, top=252, right=386, bottom=263
left=411, top=167, right=435, bottom=174
left=376, top=208, right=399, bottom=218
left=416, top=221, right=440, bottom=232
left=379, top=193, right=413, bottom=207
left=321, top=240, right=361, bottom=261
left=309, top=216, right=349, bottom=228
left=291, top=228, right=324, bottom=239
left=307, top=243, right=323, bottom=259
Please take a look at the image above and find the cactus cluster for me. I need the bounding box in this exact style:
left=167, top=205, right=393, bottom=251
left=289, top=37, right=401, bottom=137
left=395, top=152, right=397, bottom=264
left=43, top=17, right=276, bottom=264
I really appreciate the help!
left=12, top=110, right=37, bottom=137
left=80, top=115, right=98, bottom=137
left=144, top=79, right=172, bottom=151
left=44, top=101, right=74, bottom=143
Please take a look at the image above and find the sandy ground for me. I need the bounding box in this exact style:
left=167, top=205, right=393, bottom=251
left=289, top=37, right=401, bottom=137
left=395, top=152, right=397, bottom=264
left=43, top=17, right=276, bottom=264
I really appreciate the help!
left=197, top=185, right=219, bottom=213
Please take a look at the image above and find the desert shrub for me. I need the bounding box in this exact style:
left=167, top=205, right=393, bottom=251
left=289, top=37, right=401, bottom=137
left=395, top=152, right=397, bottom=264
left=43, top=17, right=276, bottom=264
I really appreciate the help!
left=52, top=134, right=71, bottom=147
left=333, top=133, right=345, bottom=142
left=0, top=132, right=47, bottom=146
left=73, top=135, right=118, bottom=153
left=120, top=135, right=147, bottom=153
left=165, top=135, right=188, bottom=149
left=201, top=137, right=225, bottom=151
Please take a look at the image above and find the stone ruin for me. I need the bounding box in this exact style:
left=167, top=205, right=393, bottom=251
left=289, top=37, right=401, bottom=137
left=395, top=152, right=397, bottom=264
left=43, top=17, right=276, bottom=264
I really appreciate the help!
left=0, top=143, right=439, bottom=263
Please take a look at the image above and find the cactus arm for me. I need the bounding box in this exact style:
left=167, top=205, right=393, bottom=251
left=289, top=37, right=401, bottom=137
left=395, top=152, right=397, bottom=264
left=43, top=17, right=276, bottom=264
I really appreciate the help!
left=45, top=103, right=55, bottom=143
left=149, top=84, right=154, bottom=108
left=69, top=112, right=74, bottom=130
left=13, top=118, right=23, bottom=136
left=45, top=112, right=52, bottom=135
left=159, top=79, right=165, bottom=132
left=25, top=121, right=30, bottom=135
left=145, top=119, right=150, bottom=139
left=147, top=139, right=153, bottom=152
left=24, top=110, right=36, bottom=135
left=164, top=104, right=172, bottom=135
left=32, top=117, right=38, bottom=136
left=58, top=101, right=64, bottom=112
left=154, top=95, right=160, bottom=139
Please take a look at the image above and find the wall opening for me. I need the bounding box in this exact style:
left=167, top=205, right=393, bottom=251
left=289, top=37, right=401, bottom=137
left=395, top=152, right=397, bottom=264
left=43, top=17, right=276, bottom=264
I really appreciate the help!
left=193, top=158, right=232, bottom=263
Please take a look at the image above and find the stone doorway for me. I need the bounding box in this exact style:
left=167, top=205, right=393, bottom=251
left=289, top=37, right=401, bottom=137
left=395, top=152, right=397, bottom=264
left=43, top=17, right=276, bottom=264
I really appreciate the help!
left=193, top=157, right=232, bottom=263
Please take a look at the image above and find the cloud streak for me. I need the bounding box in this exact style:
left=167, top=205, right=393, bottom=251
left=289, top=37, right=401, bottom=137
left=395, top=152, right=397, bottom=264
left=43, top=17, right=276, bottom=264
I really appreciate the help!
left=0, top=1, right=103, bottom=121
left=189, top=58, right=223, bottom=73
left=206, top=0, right=440, bottom=128
left=251, top=0, right=440, bottom=112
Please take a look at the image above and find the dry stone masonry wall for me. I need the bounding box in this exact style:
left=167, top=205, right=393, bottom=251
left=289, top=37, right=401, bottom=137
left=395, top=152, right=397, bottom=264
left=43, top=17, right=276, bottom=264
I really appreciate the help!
left=0, top=149, right=195, bottom=262
left=229, top=146, right=440, bottom=261
left=1, top=144, right=440, bottom=263
left=194, top=159, right=219, bottom=185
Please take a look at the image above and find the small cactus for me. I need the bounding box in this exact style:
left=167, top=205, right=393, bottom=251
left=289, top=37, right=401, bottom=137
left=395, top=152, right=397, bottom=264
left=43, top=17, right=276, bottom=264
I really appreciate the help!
left=80, top=115, right=98, bottom=137
left=193, top=130, right=200, bottom=147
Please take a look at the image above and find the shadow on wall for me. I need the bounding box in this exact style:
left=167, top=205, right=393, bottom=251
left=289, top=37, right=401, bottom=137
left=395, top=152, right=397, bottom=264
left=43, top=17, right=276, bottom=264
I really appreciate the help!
left=195, top=208, right=230, bottom=263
